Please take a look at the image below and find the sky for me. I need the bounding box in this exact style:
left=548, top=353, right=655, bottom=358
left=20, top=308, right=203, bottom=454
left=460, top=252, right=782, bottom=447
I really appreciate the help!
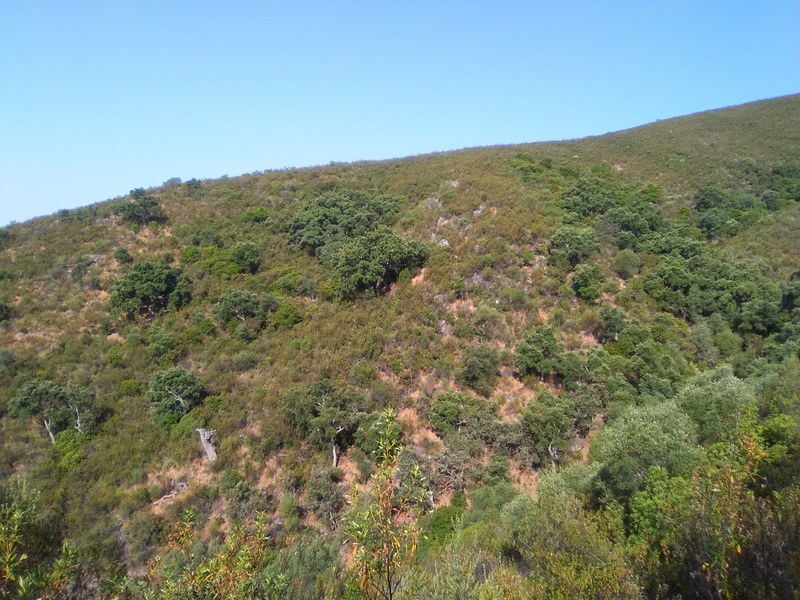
left=1, top=1, right=798, bottom=226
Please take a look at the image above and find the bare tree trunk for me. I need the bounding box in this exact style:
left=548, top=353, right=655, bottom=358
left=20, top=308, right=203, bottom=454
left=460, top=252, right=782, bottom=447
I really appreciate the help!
left=196, top=428, right=217, bottom=461
left=44, top=417, right=56, bottom=444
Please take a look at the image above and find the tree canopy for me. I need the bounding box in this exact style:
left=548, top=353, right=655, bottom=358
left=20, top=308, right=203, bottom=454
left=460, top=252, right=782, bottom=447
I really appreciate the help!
left=320, top=228, right=428, bottom=298
left=146, top=368, right=205, bottom=427
left=110, top=260, right=190, bottom=319
left=9, top=380, right=98, bottom=443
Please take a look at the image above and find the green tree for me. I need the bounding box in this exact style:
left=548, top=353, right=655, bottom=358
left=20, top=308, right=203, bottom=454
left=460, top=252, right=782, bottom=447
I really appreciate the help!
left=117, top=188, right=163, bottom=227
left=230, top=242, right=261, bottom=274
left=591, top=401, right=700, bottom=499
left=548, top=226, right=599, bottom=266
left=597, top=305, right=626, bottom=342
left=146, top=368, right=205, bottom=427
left=287, top=190, right=400, bottom=253
left=572, top=262, right=605, bottom=301
left=429, top=392, right=497, bottom=444
left=273, top=300, right=303, bottom=330
left=613, top=249, right=641, bottom=278
left=693, top=185, right=729, bottom=212
left=9, top=381, right=97, bottom=443
left=522, top=391, right=573, bottom=465
left=514, top=326, right=563, bottom=380
left=110, top=260, right=190, bottom=319
left=280, top=380, right=365, bottom=467
left=0, top=300, right=10, bottom=322
left=456, top=344, right=500, bottom=397
left=560, top=175, right=622, bottom=217
left=212, top=289, right=278, bottom=330
left=321, top=228, right=428, bottom=298
left=675, top=365, right=756, bottom=445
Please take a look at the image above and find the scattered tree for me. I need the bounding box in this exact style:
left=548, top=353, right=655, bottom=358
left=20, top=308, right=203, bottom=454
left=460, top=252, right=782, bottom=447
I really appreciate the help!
left=8, top=381, right=97, bottom=443
left=572, top=262, right=605, bottom=301
left=548, top=226, right=599, bottom=266
left=117, top=189, right=163, bottom=227
left=146, top=368, right=205, bottom=427
left=110, top=260, right=190, bottom=319
left=514, top=326, right=563, bottom=380
left=456, top=344, right=501, bottom=397
left=321, top=228, right=428, bottom=298
left=230, top=242, right=261, bottom=274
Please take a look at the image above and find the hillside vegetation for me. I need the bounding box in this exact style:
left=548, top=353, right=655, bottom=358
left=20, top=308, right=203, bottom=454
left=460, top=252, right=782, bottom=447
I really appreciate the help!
left=1, top=94, right=800, bottom=598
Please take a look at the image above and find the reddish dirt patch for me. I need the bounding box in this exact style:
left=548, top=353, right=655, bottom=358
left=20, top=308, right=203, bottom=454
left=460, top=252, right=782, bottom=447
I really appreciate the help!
left=493, top=371, right=537, bottom=420
left=448, top=298, right=476, bottom=314
left=336, top=452, right=362, bottom=490
left=257, top=456, right=282, bottom=489
left=411, top=268, right=427, bottom=286
left=509, top=460, right=539, bottom=495
left=433, top=487, right=455, bottom=509
left=397, top=407, right=442, bottom=455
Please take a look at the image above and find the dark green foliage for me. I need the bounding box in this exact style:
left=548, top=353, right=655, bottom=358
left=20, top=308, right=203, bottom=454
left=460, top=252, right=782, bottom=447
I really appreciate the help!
left=430, top=391, right=496, bottom=446
left=642, top=247, right=780, bottom=327
left=9, top=380, right=98, bottom=441
left=148, top=329, right=179, bottom=361
left=243, top=206, right=269, bottom=223
left=307, top=467, right=345, bottom=527
left=113, top=246, right=134, bottom=265
left=613, top=249, right=640, bottom=278
left=229, top=242, right=261, bottom=274
left=457, top=344, right=501, bottom=397
left=560, top=175, right=623, bottom=217
left=180, top=246, right=201, bottom=264
left=0, top=300, right=11, bottom=322
left=212, top=289, right=278, bottom=331
left=548, top=226, right=598, bottom=265
left=693, top=185, right=729, bottom=212
left=117, top=189, right=163, bottom=227
left=272, top=300, right=302, bottom=330
left=280, top=380, right=366, bottom=464
left=287, top=190, right=400, bottom=252
left=110, top=260, right=190, bottom=319
left=698, top=207, right=739, bottom=238
left=522, top=391, right=573, bottom=465
left=146, top=368, right=205, bottom=428
left=287, top=190, right=422, bottom=298
left=597, top=306, right=626, bottom=343
left=320, top=228, right=428, bottom=297
left=514, top=326, right=563, bottom=379
left=419, top=493, right=465, bottom=551
left=571, top=262, right=605, bottom=301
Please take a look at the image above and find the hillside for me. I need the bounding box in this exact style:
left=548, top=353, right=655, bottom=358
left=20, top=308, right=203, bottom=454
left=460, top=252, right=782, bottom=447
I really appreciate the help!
left=1, top=94, right=800, bottom=598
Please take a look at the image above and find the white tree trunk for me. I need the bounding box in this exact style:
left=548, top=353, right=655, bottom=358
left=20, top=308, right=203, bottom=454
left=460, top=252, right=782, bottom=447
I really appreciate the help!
left=196, top=428, right=217, bottom=461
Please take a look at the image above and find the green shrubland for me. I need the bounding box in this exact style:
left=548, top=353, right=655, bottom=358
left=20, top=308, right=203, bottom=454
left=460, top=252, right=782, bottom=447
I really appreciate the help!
left=1, top=95, right=800, bottom=597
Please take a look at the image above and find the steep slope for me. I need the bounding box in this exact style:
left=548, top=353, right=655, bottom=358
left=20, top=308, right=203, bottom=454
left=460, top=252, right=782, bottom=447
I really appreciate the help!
left=1, top=94, right=799, bottom=598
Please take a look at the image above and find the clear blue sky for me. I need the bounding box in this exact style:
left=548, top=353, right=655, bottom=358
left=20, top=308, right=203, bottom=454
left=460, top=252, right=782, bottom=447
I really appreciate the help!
left=1, top=1, right=798, bottom=226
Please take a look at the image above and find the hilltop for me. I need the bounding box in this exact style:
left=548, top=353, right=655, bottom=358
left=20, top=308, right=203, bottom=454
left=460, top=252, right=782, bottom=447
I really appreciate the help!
left=1, top=94, right=800, bottom=598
